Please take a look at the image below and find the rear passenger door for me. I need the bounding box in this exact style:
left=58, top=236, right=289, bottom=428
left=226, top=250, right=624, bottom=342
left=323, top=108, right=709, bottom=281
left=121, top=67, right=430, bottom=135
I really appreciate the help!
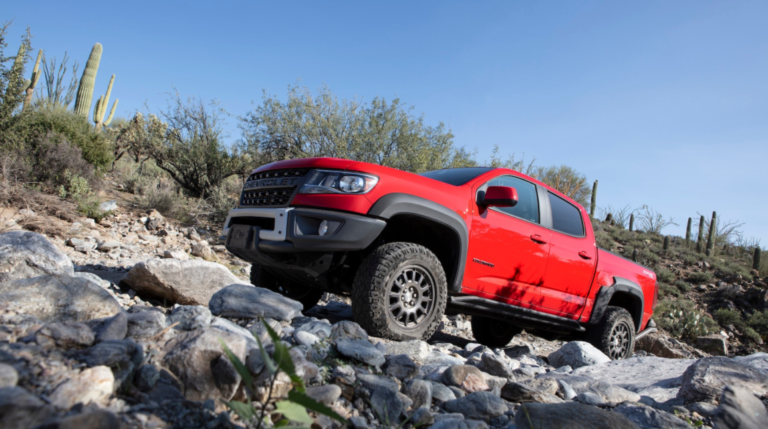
left=465, top=175, right=551, bottom=311
left=540, top=192, right=596, bottom=316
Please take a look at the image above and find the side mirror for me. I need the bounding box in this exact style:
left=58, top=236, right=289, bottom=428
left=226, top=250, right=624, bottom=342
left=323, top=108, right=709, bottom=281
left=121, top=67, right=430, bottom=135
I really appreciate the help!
left=481, top=186, right=518, bottom=207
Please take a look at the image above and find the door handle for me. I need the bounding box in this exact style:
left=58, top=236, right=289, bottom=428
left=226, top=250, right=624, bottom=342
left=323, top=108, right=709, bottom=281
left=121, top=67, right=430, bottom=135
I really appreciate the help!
left=578, top=251, right=592, bottom=260
left=530, top=234, right=547, bottom=244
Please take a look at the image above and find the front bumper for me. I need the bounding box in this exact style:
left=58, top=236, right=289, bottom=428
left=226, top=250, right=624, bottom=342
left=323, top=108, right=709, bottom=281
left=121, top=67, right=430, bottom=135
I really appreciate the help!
left=222, top=207, right=386, bottom=276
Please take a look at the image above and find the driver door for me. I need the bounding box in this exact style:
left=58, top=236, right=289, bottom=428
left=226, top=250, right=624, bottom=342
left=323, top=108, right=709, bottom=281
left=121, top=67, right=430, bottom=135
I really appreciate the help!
left=464, top=175, right=551, bottom=312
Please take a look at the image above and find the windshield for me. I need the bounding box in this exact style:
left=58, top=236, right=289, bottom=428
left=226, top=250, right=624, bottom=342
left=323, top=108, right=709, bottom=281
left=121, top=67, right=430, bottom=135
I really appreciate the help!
left=419, top=167, right=493, bottom=186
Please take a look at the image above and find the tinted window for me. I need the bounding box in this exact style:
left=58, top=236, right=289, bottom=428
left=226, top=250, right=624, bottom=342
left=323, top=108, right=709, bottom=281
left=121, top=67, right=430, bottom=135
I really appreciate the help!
left=420, top=167, right=493, bottom=186
left=486, top=176, right=539, bottom=223
left=549, top=192, right=584, bottom=236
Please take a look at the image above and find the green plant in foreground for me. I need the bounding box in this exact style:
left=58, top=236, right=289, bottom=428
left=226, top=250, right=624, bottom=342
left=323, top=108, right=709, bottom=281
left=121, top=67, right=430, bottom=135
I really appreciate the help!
left=74, top=43, right=102, bottom=117
left=220, top=320, right=347, bottom=429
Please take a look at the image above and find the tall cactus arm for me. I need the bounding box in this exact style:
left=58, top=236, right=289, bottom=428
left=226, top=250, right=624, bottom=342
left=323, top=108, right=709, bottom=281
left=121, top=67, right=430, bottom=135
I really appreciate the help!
left=74, top=43, right=103, bottom=117
left=104, top=99, right=118, bottom=126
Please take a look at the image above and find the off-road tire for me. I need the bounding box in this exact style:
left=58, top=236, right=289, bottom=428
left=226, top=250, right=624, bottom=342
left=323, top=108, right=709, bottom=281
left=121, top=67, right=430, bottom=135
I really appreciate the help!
left=471, top=316, right=522, bottom=348
left=250, top=265, right=324, bottom=311
left=351, top=242, right=447, bottom=341
left=586, top=306, right=635, bottom=360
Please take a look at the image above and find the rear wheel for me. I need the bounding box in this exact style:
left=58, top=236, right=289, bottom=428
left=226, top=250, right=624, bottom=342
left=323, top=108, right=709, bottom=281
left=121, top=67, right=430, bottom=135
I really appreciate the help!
left=471, top=316, right=522, bottom=348
left=352, top=242, right=447, bottom=341
left=250, top=265, right=324, bottom=311
left=586, top=306, right=635, bottom=360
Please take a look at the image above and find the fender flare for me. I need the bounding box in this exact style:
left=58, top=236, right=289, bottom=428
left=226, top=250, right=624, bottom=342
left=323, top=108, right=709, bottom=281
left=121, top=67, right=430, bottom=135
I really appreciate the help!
left=368, top=193, right=468, bottom=293
left=588, top=276, right=644, bottom=331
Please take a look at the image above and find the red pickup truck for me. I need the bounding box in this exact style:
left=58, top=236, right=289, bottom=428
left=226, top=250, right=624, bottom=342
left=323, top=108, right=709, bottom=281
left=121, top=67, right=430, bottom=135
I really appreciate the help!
left=223, top=157, right=658, bottom=360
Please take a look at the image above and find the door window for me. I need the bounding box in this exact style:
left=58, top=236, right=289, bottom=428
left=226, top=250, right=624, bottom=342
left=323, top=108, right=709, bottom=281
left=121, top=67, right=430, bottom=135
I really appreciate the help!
left=486, top=176, right=539, bottom=224
left=548, top=192, right=585, bottom=236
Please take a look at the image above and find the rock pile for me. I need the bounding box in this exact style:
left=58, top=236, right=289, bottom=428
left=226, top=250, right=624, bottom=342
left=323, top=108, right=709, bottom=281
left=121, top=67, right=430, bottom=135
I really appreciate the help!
left=0, top=231, right=766, bottom=429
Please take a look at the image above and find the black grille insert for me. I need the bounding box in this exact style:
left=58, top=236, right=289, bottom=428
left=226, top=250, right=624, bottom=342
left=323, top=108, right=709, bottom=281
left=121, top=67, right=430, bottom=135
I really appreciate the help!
left=240, top=187, right=295, bottom=207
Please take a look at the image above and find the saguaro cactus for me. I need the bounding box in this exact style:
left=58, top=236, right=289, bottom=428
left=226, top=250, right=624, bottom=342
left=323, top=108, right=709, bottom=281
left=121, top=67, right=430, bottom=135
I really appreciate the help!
left=590, top=180, right=598, bottom=217
left=706, top=211, right=717, bottom=256
left=685, top=218, right=692, bottom=247
left=74, top=43, right=103, bottom=117
left=93, top=74, right=118, bottom=129
left=632, top=248, right=639, bottom=262
left=754, top=247, right=762, bottom=271
left=696, top=215, right=705, bottom=253
left=629, top=213, right=634, bottom=232
left=663, top=236, right=670, bottom=252
left=23, top=50, right=42, bottom=111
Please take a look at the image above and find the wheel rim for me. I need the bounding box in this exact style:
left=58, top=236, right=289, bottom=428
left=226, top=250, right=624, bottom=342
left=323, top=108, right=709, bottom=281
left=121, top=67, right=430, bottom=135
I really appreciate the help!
left=608, top=321, right=632, bottom=359
left=387, top=265, right=436, bottom=329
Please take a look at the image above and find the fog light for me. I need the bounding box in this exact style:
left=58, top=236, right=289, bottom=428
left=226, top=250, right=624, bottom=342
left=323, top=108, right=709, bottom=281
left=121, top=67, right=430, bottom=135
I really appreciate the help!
left=318, top=220, right=329, bottom=236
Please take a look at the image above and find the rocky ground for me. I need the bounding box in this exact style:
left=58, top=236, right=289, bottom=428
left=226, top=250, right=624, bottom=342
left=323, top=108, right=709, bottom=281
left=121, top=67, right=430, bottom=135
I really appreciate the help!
left=0, top=208, right=767, bottom=429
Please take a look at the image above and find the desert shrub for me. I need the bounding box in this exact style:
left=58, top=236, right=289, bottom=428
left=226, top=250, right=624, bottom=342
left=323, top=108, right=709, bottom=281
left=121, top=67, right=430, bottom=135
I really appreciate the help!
left=29, top=132, right=96, bottom=189
left=56, top=170, right=110, bottom=221
left=3, top=107, right=112, bottom=169
left=680, top=253, right=698, bottom=266
left=711, top=259, right=751, bottom=278
left=638, top=249, right=660, bottom=266
left=746, top=310, right=768, bottom=335
left=135, top=178, right=179, bottom=215
left=659, top=283, right=681, bottom=298
left=205, top=184, right=238, bottom=223
left=713, top=308, right=743, bottom=328
left=655, top=298, right=718, bottom=339
left=595, top=228, right=614, bottom=250
left=743, top=327, right=762, bottom=343
left=656, top=269, right=675, bottom=284
left=687, top=271, right=712, bottom=284
left=674, top=279, right=690, bottom=293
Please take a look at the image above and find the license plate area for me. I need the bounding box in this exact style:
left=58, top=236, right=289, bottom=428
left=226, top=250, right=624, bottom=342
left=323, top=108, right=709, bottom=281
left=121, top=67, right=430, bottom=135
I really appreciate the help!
left=227, top=225, right=257, bottom=249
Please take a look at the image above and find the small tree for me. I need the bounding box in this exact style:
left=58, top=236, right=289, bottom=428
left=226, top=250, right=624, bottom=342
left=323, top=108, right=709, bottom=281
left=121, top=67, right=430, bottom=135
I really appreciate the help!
left=0, top=23, right=32, bottom=132
left=240, top=85, right=474, bottom=173
left=152, top=92, right=250, bottom=198
left=532, top=165, right=591, bottom=207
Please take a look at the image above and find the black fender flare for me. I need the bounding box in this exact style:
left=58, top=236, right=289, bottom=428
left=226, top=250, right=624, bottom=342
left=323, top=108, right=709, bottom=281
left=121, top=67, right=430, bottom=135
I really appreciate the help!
left=368, top=193, right=468, bottom=293
left=588, top=276, right=644, bottom=331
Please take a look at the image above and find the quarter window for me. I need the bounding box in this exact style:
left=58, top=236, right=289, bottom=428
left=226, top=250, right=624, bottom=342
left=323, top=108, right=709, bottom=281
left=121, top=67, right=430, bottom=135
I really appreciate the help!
left=548, top=192, right=585, bottom=236
left=486, top=176, right=539, bottom=224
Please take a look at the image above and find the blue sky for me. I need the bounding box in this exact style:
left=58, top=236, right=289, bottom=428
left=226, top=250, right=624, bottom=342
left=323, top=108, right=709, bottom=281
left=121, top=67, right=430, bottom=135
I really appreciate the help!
left=5, top=1, right=768, bottom=244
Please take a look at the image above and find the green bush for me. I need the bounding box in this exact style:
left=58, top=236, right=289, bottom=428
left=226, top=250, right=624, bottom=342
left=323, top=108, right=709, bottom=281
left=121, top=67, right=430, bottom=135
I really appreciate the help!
left=687, top=271, right=712, bottom=284
left=713, top=308, right=742, bottom=328
left=3, top=107, right=112, bottom=169
left=659, top=283, right=681, bottom=298
left=656, top=269, right=676, bottom=284
left=674, top=279, right=690, bottom=293
left=743, top=327, right=762, bottom=344
left=746, top=310, right=768, bottom=335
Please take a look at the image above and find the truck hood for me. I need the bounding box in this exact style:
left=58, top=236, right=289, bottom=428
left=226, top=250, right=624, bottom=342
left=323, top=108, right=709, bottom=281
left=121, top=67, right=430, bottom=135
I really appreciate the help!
left=251, top=158, right=361, bottom=174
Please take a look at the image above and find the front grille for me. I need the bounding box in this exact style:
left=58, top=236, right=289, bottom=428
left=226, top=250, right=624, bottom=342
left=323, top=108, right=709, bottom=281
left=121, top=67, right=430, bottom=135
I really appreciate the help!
left=240, top=168, right=311, bottom=208
left=240, top=187, right=295, bottom=207
left=247, top=169, right=309, bottom=181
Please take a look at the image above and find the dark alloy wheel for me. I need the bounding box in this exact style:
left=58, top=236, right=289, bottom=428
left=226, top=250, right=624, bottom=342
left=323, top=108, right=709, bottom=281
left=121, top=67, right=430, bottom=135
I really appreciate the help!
left=387, top=266, right=437, bottom=328
left=587, top=306, right=636, bottom=360
left=250, top=265, right=324, bottom=311
left=471, top=315, right=522, bottom=348
left=352, top=242, right=447, bottom=341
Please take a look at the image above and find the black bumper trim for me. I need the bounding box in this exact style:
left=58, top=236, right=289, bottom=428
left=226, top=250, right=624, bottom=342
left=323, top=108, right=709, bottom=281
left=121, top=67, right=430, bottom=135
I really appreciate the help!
left=448, top=295, right=585, bottom=333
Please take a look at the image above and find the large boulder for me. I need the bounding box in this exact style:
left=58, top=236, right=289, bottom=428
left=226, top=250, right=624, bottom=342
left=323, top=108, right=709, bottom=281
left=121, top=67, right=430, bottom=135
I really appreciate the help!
left=0, top=386, right=55, bottom=429
left=0, top=275, right=123, bottom=322
left=442, top=391, right=507, bottom=421
left=120, top=259, right=242, bottom=306
left=162, top=327, right=247, bottom=402
left=613, top=403, right=690, bottom=429
left=49, top=366, right=114, bottom=409
left=209, top=284, right=303, bottom=321
left=336, top=338, right=386, bottom=367
left=548, top=341, right=610, bottom=369
left=569, top=356, right=696, bottom=403
left=714, top=386, right=768, bottom=429
left=514, top=402, right=640, bottom=429
left=0, top=231, right=73, bottom=282
left=678, top=357, right=768, bottom=404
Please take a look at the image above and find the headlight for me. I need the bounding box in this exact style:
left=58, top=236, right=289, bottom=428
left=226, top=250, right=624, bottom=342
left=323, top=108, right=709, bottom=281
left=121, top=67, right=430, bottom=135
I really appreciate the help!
left=299, top=170, right=379, bottom=195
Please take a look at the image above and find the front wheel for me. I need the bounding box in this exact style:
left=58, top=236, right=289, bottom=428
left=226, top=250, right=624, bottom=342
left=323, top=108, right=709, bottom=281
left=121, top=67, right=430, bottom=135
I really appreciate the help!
left=352, top=242, right=447, bottom=341
left=586, top=306, right=636, bottom=360
left=471, top=316, right=522, bottom=348
left=250, top=265, right=324, bottom=311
